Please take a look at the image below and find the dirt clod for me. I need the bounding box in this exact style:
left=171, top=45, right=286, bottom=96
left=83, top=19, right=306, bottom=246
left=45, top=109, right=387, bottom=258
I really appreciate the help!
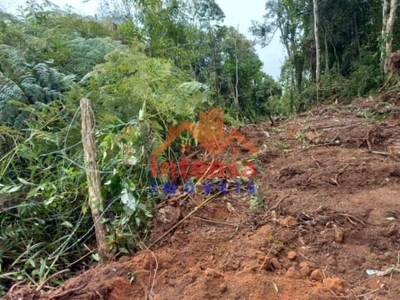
left=334, top=228, right=344, bottom=243
left=279, top=216, right=298, bottom=227
left=323, top=277, right=345, bottom=294
left=219, top=282, right=228, bottom=293
left=287, top=251, right=297, bottom=260
left=311, top=269, right=324, bottom=281
left=270, top=257, right=282, bottom=270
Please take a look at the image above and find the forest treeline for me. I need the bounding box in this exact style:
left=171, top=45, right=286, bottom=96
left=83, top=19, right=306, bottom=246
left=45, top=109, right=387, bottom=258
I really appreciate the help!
left=0, top=0, right=398, bottom=294
left=250, top=0, right=399, bottom=110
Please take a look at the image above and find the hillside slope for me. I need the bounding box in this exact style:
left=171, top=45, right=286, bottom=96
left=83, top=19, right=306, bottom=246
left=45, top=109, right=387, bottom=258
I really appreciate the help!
left=5, top=93, right=400, bottom=300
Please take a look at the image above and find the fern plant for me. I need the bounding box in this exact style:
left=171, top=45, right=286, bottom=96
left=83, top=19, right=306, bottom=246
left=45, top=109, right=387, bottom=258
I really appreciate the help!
left=50, top=37, right=125, bottom=80
left=75, top=45, right=211, bottom=130
left=0, top=45, right=76, bottom=126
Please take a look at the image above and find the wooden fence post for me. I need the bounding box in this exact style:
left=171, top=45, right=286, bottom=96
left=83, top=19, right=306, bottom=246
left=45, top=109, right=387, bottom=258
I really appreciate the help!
left=80, top=97, right=110, bottom=263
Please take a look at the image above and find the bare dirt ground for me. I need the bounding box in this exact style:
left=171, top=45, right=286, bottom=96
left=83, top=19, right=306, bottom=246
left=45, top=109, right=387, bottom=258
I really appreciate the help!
left=4, top=92, right=400, bottom=300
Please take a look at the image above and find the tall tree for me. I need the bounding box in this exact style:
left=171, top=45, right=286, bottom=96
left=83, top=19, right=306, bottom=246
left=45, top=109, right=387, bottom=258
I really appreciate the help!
left=382, top=0, right=398, bottom=73
left=251, top=0, right=307, bottom=111
left=313, top=0, right=320, bottom=86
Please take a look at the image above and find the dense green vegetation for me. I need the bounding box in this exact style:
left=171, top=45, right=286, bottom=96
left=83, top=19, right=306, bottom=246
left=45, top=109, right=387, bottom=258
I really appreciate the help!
left=0, top=0, right=398, bottom=294
left=251, top=0, right=399, bottom=111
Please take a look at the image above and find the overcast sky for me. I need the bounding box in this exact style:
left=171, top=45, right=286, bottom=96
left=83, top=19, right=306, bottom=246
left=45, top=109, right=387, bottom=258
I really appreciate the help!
left=1, top=0, right=285, bottom=79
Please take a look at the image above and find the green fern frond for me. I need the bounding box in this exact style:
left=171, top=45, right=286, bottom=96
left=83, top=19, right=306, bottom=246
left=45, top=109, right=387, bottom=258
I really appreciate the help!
left=0, top=73, right=25, bottom=104
left=63, top=37, right=125, bottom=79
left=33, top=63, right=51, bottom=85
left=29, top=129, right=60, bottom=146
left=0, top=45, right=29, bottom=79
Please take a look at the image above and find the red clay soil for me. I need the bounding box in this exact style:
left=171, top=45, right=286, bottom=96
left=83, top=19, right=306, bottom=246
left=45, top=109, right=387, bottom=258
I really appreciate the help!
left=4, top=93, right=400, bottom=300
